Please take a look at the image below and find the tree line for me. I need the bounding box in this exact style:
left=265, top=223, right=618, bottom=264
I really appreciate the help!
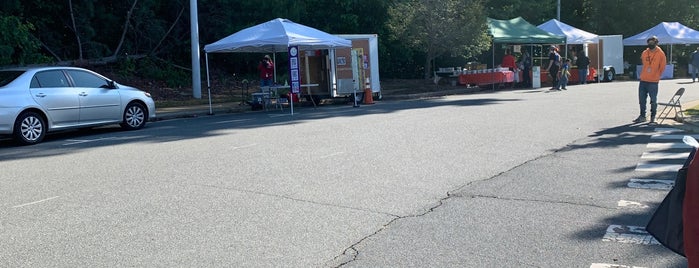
left=1, top=0, right=697, bottom=83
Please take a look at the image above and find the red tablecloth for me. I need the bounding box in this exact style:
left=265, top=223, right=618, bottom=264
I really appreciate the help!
left=459, top=71, right=514, bottom=85
left=569, top=67, right=597, bottom=84
left=538, top=67, right=598, bottom=84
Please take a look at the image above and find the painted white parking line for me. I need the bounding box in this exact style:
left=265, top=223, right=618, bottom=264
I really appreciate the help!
left=635, top=163, right=682, bottom=172
left=590, top=263, right=647, bottom=268
left=654, top=127, right=683, bottom=133
left=602, top=225, right=660, bottom=245
left=646, top=142, right=693, bottom=149
left=627, top=179, right=674, bottom=190
left=269, top=113, right=299, bottom=118
left=319, top=152, right=345, bottom=159
left=13, top=196, right=60, bottom=208
left=650, top=134, right=699, bottom=140
left=617, top=200, right=649, bottom=209
left=232, top=143, right=257, bottom=150
left=213, top=118, right=253, bottom=124
left=63, top=137, right=115, bottom=145
left=640, top=152, right=690, bottom=159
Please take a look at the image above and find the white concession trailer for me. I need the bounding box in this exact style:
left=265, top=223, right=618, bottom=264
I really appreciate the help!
left=330, top=34, right=381, bottom=99
left=298, top=34, right=381, bottom=101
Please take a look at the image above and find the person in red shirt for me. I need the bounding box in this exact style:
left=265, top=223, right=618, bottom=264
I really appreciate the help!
left=258, top=55, right=274, bottom=87
left=501, top=49, right=517, bottom=71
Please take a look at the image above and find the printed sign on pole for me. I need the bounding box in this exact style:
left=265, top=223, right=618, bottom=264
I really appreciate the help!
left=288, top=46, right=300, bottom=94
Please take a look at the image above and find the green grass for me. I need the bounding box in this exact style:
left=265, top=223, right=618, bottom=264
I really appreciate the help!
left=687, top=104, right=699, bottom=116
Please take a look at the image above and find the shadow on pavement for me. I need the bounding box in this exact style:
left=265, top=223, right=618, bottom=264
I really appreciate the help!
left=0, top=96, right=521, bottom=161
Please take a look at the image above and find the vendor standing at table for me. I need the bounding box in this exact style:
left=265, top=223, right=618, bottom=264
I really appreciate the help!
left=501, top=49, right=517, bottom=71
left=258, top=55, right=274, bottom=87
left=546, top=46, right=561, bottom=90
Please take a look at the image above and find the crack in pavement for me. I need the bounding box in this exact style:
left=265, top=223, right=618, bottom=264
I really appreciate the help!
left=464, top=194, right=617, bottom=210
left=331, top=139, right=613, bottom=267
left=194, top=182, right=401, bottom=218
left=329, top=191, right=616, bottom=267
left=330, top=195, right=449, bottom=267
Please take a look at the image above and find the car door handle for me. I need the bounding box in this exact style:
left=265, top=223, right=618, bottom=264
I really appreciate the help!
left=35, top=93, right=46, bottom=98
left=79, top=92, right=88, bottom=97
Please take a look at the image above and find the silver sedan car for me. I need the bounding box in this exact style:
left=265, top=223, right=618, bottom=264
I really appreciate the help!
left=0, top=66, right=156, bottom=145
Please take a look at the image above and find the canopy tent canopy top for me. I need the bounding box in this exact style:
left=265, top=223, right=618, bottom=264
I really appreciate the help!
left=487, top=17, right=566, bottom=44
left=203, top=18, right=352, bottom=53
left=537, top=19, right=598, bottom=44
left=623, top=22, right=699, bottom=46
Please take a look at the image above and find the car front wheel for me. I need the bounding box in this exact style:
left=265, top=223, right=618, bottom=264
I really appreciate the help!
left=13, top=111, right=46, bottom=145
left=120, top=102, right=147, bottom=130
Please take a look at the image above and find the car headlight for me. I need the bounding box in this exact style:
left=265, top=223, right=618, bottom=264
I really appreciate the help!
left=144, top=92, right=152, bottom=98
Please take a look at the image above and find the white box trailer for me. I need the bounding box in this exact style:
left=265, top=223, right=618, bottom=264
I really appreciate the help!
left=587, top=35, right=624, bottom=81
left=296, top=34, right=380, bottom=101
left=330, top=34, right=381, bottom=98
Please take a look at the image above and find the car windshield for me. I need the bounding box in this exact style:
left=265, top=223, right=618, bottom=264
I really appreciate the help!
left=0, top=71, right=26, bottom=87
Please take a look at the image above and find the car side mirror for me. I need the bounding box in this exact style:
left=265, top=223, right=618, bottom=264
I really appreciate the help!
left=102, top=80, right=117, bottom=89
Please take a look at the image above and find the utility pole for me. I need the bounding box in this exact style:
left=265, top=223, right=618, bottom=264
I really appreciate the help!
left=557, top=0, right=561, bottom=21
left=190, top=0, right=202, bottom=99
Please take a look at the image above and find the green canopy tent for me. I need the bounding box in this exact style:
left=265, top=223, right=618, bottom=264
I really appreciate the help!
left=488, top=17, right=566, bottom=44
left=487, top=17, right=565, bottom=88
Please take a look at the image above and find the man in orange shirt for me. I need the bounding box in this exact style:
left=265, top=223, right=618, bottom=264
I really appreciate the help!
left=634, top=36, right=667, bottom=124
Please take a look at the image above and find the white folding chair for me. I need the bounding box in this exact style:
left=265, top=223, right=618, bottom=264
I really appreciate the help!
left=657, top=87, right=685, bottom=124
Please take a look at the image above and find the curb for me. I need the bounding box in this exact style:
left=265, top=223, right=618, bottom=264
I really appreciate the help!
left=666, top=119, right=699, bottom=133
left=663, top=99, right=699, bottom=133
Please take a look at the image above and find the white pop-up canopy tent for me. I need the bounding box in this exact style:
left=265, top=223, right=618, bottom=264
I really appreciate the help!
left=623, top=22, right=699, bottom=62
left=537, top=19, right=598, bottom=63
left=623, top=22, right=699, bottom=46
left=537, top=19, right=598, bottom=44
left=537, top=19, right=601, bottom=82
left=202, top=18, right=352, bottom=114
left=623, top=22, right=699, bottom=78
left=204, top=18, right=352, bottom=53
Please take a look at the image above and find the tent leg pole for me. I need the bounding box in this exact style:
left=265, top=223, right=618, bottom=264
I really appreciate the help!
left=492, top=43, right=495, bottom=91
left=205, top=53, right=213, bottom=115
left=273, top=53, right=277, bottom=84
